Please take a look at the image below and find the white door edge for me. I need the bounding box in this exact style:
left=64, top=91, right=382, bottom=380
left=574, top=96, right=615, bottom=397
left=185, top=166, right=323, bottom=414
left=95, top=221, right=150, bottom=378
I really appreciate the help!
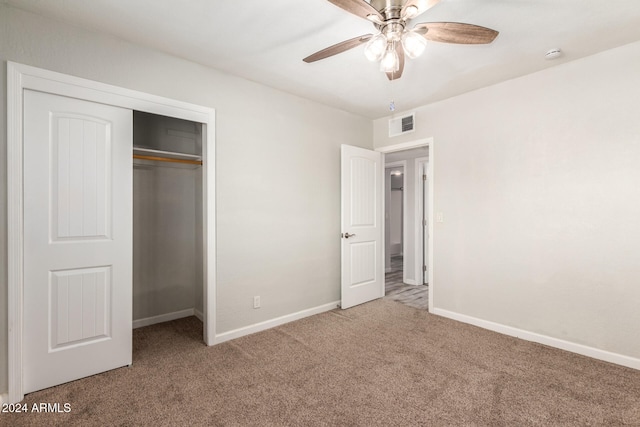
left=6, top=62, right=217, bottom=403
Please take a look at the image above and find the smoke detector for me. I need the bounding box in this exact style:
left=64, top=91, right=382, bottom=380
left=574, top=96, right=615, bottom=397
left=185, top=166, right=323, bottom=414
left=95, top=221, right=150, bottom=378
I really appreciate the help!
left=545, top=48, right=562, bottom=60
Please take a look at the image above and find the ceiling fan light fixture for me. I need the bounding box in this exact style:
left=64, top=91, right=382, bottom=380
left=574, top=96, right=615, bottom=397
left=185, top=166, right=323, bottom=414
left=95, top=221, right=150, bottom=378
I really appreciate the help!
left=402, top=31, right=427, bottom=59
left=402, top=5, right=419, bottom=20
left=380, top=45, right=400, bottom=73
left=364, top=33, right=387, bottom=62
left=302, top=1, right=500, bottom=81
left=366, top=13, right=383, bottom=25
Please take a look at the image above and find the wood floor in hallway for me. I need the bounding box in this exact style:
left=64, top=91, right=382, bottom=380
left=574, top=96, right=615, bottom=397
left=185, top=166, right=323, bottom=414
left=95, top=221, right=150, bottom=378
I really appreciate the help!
left=384, top=255, right=429, bottom=310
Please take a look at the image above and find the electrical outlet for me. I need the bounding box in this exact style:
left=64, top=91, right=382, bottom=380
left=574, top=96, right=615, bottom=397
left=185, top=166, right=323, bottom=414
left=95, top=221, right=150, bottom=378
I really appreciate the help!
left=253, top=296, right=260, bottom=309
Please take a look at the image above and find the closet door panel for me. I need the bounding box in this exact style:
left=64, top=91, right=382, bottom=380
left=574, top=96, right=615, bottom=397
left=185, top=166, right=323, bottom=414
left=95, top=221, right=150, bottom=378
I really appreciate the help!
left=23, top=89, right=133, bottom=393
left=52, top=114, right=111, bottom=241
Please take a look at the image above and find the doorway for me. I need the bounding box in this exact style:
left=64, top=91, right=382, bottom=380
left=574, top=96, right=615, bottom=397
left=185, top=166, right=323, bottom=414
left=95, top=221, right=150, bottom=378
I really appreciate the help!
left=382, top=144, right=430, bottom=310
left=384, top=162, right=406, bottom=285
left=389, top=171, right=404, bottom=261
left=132, top=111, right=205, bottom=329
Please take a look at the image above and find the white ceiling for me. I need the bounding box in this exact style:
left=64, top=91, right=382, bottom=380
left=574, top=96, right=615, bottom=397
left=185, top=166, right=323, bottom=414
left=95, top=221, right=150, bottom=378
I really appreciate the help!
left=6, top=0, right=640, bottom=118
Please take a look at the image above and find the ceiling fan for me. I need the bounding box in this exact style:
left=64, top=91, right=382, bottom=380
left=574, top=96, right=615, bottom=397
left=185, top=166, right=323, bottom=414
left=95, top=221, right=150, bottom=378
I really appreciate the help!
left=303, top=0, right=499, bottom=80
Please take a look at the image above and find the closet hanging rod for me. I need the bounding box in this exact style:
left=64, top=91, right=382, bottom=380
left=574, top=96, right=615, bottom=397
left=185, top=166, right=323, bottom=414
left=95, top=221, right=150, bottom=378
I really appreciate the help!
left=133, top=146, right=201, bottom=159
left=133, top=154, right=203, bottom=165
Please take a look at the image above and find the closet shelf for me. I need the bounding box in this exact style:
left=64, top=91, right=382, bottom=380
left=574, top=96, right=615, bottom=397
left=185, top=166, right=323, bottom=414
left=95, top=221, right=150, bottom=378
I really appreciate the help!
left=133, top=147, right=202, bottom=165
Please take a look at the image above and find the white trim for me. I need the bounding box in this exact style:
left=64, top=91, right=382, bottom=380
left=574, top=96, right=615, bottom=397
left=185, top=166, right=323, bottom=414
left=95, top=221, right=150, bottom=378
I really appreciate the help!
left=378, top=154, right=386, bottom=300
left=401, top=163, right=408, bottom=285
left=0, top=393, right=8, bottom=405
left=7, top=62, right=217, bottom=403
left=432, top=308, right=640, bottom=371
left=376, top=137, right=433, bottom=153
left=194, top=309, right=204, bottom=322
left=215, top=301, right=340, bottom=344
left=7, top=62, right=24, bottom=405
left=403, top=279, right=417, bottom=286
left=428, top=140, right=434, bottom=313
left=414, top=157, right=429, bottom=285
left=202, top=117, right=216, bottom=346
left=132, top=309, right=196, bottom=329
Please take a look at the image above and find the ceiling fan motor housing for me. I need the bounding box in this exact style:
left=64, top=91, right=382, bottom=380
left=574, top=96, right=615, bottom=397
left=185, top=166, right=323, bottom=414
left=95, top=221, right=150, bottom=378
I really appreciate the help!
left=382, top=21, right=405, bottom=41
left=370, top=0, right=405, bottom=19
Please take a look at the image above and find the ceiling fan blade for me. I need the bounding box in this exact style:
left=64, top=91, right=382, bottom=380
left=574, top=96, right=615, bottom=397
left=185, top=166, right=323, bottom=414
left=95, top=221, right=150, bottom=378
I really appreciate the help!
left=413, top=22, right=499, bottom=44
left=303, top=34, right=373, bottom=63
left=327, top=0, right=384, bottom=22
left=386, top=43, right=405, bottom=81
left=401, top=0, right=441, bottom=20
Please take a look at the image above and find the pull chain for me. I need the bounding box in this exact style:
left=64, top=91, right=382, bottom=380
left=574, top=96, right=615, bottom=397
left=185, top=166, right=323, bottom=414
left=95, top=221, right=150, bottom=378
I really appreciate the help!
left=389, top=74, right=396, bottom=112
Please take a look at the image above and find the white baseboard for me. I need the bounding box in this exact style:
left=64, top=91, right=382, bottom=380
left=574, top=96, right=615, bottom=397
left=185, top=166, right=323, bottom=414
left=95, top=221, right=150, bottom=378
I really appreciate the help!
left=0, top=393, right=8, bottom=404
left=194, top=308, right=203, bottom=322
left=432, top=308, right=640, bottom=371
left=133, top=308, right=195, bottom=329
left=215, top=301, right=340, bottom=344
left=403, top=278, right=417, bottom=285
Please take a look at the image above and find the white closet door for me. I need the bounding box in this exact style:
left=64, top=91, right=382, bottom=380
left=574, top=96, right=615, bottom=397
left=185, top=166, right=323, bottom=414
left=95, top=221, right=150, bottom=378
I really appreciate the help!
left=23, top=90, right=133, bottom=393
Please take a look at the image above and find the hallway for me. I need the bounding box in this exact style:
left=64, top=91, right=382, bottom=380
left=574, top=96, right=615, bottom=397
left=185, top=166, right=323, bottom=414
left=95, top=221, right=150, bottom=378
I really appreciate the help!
left=384, top=255, right=428, bottom=310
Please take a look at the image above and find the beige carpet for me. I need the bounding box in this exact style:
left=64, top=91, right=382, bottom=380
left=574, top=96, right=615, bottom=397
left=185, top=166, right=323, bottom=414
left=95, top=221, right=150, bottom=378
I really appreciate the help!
left=6, top=299, right=640, bottom=426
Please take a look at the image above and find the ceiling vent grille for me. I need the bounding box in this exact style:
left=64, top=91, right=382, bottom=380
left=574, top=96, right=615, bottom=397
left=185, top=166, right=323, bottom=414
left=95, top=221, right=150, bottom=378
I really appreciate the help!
left=389, top=113, right=415, bottom=137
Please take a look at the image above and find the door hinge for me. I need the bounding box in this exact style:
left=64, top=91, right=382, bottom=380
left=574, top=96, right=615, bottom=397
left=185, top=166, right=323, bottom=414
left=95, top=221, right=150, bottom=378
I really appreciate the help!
left=423, top=174, right=427, bottom=181
left=423, top=265, right=427, bottom=272
left=423, top=219, right=427, bottom=227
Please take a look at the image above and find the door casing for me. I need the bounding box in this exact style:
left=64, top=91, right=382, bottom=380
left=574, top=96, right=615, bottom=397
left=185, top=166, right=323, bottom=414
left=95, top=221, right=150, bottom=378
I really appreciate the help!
left=6, top=62, right=216, bottom=403
left=415, top=157, right=429, bottom=285
left=377, top=139, right=433, bottom=309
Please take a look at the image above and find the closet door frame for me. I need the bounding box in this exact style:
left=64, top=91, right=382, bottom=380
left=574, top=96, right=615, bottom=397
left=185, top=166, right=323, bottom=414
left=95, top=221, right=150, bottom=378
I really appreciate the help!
left=6, top=62, right=217, bottom=404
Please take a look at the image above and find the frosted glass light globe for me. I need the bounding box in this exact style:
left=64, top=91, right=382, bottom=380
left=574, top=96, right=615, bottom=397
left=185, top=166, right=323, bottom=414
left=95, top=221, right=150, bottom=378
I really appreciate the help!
left=364, top=33, right=387, bottom=62
left=402, top=31, right=427, bottom=59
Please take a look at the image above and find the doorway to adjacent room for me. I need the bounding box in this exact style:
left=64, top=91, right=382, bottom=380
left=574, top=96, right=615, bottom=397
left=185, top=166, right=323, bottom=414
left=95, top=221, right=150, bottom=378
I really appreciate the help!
left=382, top=145, right=429, bottom=310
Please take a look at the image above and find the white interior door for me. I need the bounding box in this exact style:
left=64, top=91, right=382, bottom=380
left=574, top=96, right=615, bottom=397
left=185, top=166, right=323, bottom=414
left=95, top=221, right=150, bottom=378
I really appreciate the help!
left=23, top=90, right=133, bottom=393
left=341, top=145, right=383, bottom=309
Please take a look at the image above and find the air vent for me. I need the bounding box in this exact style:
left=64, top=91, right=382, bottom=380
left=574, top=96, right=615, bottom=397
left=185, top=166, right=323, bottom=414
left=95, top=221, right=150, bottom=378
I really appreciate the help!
left=389, top=113, right=415, bottom=137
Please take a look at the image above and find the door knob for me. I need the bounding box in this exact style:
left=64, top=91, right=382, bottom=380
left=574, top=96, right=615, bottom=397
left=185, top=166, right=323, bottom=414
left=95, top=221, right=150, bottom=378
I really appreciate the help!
left=342, top=232, right=356, bottom=239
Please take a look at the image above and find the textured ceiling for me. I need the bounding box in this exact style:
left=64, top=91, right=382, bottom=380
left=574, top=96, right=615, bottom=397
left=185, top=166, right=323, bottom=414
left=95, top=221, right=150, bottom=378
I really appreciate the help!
left=6, top=0, right=640, bottom=118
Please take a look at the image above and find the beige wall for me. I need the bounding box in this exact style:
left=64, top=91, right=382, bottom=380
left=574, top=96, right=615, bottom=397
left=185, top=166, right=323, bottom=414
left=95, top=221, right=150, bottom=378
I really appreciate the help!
left=375, top=40, right=640, bottom=363
left=0, top=4, right=372, bottom=394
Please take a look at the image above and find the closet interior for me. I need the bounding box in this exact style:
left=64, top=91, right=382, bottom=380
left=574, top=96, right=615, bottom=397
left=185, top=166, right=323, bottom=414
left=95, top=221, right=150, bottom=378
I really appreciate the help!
left=132, top=111, right=204, bottom=331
